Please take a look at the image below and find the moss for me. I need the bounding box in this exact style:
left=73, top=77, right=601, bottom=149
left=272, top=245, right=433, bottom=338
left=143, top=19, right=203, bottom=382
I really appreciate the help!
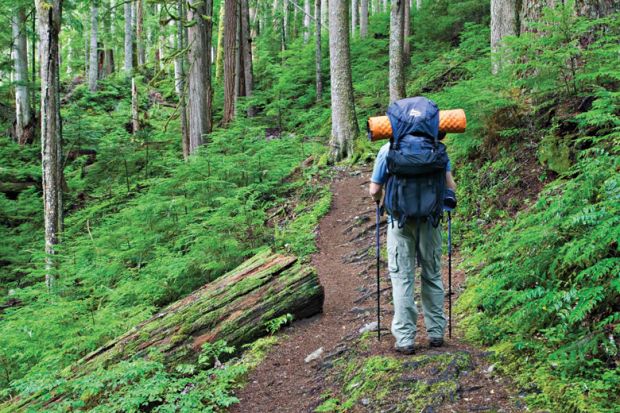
left=538, top=133, right=572, bottom=173
left=237, top=336, right=280, bottom=371
left=316, top=350, right=474, bottom=412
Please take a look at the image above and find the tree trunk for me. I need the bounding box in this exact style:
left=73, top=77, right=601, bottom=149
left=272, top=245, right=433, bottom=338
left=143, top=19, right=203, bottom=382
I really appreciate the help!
left=80, top=251, right=324, bottom=367
left=103, top=50, right=115, bottom=76
left=403, top=0, right=411, bottom=63
left=416, top=0, right=421, bottom=10
left=249, top=3, right=258, bottom=38
left=389, top=0, right=405, bottom=102
left=12, top=7, right=31, bottom=145
left=223, top=0, right=238, bottom=125
left=329, top=0, right=359, bottom=161
left=175, top=0, right=190, bottom=160
left=304, top=0, right=312, bottom=43
left=290, top=0, right=296, bottom=38
left=187, top=0, right=214, bottom=152
left=97, top=44, right=106, bottom=79
left=491, top=0, right=518, bottom=74
left=573, top=0, right=620, bottom=19
left=103, top=0, right=115, bottom=76
left=8, top=250, right=324, bottom=411
left=315, top=0, right=323, bottom=102
left=215, top=2, right=226, bottom=82
left=284, top=0, right=290, bottom=40
left=136, top=0, right=145, bottom=66
left=36, top=0, right=63, bottom=290
left=360, top=0, right=368, bottom=38
left=351, top=0, right=358, bottom=36
left=88, top=2, right=99, bottom=91
left=131, top=77, right=139, bottom=133
left=124, top=0, right=133, bottom=71
left=235, top=4, right=245, bottom=99
left=281, top=0, right=288, bottom=50
left=321, top=0, right=328, bottom=26
left=30, top=11, right=36, bottom=118
left=241, top=0, right=255, bottom=116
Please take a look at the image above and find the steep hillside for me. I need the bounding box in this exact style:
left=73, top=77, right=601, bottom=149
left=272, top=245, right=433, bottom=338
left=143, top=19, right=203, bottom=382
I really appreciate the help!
left=0, top=0, right=618, bottom=412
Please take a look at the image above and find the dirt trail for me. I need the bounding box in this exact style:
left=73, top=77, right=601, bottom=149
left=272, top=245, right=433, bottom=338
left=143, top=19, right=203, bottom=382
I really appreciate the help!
left=231, top=167, right=522, bottom=413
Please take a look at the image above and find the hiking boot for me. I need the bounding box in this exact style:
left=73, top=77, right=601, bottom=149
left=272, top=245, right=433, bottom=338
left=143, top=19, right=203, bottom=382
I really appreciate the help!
left=429, top=337, right=444, bottom=348
left=395, top=345, right=416, bottom=355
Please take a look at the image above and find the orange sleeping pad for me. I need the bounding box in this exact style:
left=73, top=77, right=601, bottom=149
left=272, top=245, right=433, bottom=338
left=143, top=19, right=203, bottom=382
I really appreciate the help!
left=367, top=109, right=467, bottom=141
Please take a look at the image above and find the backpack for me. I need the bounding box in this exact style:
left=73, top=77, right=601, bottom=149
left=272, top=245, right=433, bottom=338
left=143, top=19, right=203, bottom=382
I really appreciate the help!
left=384, top=97, right=449, bottom=228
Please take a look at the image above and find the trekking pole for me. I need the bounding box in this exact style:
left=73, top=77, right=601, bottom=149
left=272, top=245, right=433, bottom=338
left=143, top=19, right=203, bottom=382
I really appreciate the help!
left=448, top=211, right=452, bottom=339
left=375, top=201, right=381, bottom=341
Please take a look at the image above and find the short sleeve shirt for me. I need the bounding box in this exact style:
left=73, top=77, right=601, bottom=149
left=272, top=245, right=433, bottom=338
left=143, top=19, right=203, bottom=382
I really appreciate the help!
left=371, top=143, right=452, bottom=185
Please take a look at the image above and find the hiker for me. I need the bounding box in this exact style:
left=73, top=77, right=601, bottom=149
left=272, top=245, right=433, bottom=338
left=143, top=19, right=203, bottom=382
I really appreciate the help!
left=368, top=96, right=457, bottom=355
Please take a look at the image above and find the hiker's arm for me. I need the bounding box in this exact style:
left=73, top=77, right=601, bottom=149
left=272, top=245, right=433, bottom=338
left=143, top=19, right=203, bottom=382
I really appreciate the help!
left=446, top=171, right=456, bottom=190
left=369, top=182, right=383, bottom=202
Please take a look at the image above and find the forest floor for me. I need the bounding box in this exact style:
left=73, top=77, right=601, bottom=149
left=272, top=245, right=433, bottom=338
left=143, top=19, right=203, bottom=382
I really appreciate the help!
left=231, top=166, right=526, bottom=413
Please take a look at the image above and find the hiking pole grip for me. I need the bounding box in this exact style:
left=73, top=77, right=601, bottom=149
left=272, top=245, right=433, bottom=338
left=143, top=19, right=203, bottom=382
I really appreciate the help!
left=448, top=211, right=452, bottom=339
left=376, top=201, right=381, bottom=341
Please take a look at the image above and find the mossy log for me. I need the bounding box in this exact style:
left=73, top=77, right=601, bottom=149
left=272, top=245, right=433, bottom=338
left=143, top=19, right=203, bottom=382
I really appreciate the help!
left=79, top=249, right=324, bottom=370
left=7, top=249, right=323, bottom=410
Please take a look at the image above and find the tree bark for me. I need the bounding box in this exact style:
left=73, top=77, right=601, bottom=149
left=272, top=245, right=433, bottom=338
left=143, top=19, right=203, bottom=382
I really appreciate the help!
left=284, top=0, right=290, bottom=40
left=30, top=11, right=36, bottom=117
left=131, top=77, right=139, bottom=133
left=329, top=0, right=359, bottom=161
left=81, top=251, right=324, bottom=367
left=12, top=7, right=31, bottom=145
left=321, top=0, right=328, bottom=26
left=175, top=0, right=190, bottom=160
left=351, top=0, right=358, bottom=36
left=215, top=1, right=225, bottom=82
left=88, top=2, right=99, bottom=91
left=9, top=250, right=324, bottom=411
left=136, top=0, right=145, bottom=66
left=491, top=0, right=518, bottom=74
left=186, top=0, right=214, bottom=152
left=389, top=0, right=405, bottom=102
left=223, top=0, right=238, bottom=125
left=315, top=0, right=323, bottom=102
left=103, top=0, right=115, bottom=76
left=235, top=3, right=245, bottom=99
left=304, top=0, right=312, bottom=42
left=124, top=0, right=133, bottom=71
left=241, top=0, right=255, bottom=116
left=36, top=0, right=63, bottom=290
left=360, top=0, right=369, bottom=38
left=403, top=0, right=411, bottom=63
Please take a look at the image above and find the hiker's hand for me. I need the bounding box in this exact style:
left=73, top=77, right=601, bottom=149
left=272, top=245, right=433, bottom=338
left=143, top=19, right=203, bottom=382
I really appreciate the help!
left=369, top=182, right=383, bottom=202
left=444, top=188, right=457, bottom=209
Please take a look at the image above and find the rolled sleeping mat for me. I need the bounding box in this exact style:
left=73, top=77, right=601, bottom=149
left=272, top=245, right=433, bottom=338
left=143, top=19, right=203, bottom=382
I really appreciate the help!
left=367, top=109, right=467, bottom=141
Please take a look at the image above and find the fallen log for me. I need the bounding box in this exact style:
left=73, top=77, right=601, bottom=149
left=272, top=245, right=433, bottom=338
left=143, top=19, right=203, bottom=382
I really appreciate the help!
left=79, top=248, right=323, bottom=369
left=5, top=249, right=324, bottom=411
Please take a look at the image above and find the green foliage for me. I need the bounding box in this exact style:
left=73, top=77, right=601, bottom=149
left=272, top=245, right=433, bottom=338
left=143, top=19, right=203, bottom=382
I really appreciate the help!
left=412, top=0, right=489, bottom=50
left=442, top=9, right=620, bottom=412
left=457, top=146, right=619, bottom=411
left=2, top=0, right=619, bottom=411
left=1, top=341, right=247, bottom=413
left=265, top=313, right=293, bottom=334
left=0, top=72, right=324, bottom=394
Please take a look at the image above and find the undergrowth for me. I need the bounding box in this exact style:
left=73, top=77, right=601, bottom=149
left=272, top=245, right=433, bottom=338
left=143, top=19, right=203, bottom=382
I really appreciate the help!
left=1, top=0, right=618, bottom=411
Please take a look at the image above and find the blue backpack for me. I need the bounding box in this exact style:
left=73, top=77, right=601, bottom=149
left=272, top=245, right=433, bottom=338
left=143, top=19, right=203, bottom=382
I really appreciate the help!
left=384, top=97, right=449, bottom=228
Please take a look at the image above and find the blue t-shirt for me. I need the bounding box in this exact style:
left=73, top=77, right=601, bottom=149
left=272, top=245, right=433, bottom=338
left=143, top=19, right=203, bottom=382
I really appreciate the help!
left=371, top=142, right=451, bottom=185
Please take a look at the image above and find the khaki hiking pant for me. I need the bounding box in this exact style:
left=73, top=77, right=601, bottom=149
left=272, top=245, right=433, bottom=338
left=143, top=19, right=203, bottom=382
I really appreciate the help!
left=387, top=218, right=446, bottom=347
